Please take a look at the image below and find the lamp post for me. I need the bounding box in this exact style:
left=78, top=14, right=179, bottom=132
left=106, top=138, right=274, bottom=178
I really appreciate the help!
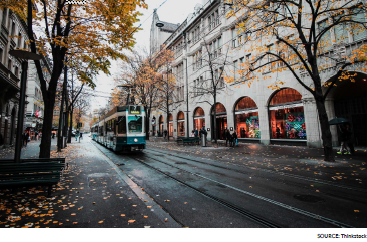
left=9, top=50, right=42, bottom=163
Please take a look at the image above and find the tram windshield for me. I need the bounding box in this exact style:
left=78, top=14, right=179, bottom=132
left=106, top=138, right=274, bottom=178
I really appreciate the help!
left=128, top=116, right=143, bottom=133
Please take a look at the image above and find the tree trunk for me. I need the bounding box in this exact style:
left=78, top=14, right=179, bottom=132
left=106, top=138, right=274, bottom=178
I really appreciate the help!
left=39, top=100, right=55, bottom=158
left=315, top=96, right=335, bottom=162
left=213, top=88, right=217, bottom=144
left=68, top=105, right=74, bottom=143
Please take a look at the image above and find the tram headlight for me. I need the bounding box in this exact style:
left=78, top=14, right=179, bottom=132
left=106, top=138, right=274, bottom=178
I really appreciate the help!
left=134, top=138, right=138, bottom=143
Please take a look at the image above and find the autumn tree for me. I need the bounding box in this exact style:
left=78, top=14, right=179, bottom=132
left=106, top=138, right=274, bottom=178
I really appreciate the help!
left=227, top=0, right=367, bottom=161
left=119, top=47, right=169, bottom=140
left=1, top=0, right=147, bottom=158
left=155, top=48, right=177, bottom=141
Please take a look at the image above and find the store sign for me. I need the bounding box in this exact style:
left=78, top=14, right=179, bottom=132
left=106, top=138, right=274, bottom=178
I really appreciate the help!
left=129, top=106, right=141, bottom=114
left=235, top=109, right=258, bottom=115
left=269, top=103, right=303, bottom=111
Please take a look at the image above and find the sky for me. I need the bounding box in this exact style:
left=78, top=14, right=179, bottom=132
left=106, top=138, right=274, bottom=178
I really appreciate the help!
left=90, top=0, right=200, bottom=113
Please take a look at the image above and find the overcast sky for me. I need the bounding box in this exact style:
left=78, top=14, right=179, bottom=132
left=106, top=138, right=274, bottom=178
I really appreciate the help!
left=90, top=0, right=200, bottom=112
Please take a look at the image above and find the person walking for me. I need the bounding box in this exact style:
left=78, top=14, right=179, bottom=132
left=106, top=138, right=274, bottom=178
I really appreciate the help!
left=23, top=131, right=29, bottom=147
left=345, top=124, right=354, bottom=155
left=337, top=124, right=348, bottom=155
left=75, top=131, right=79, bottom=141
left=232, top=131, right=238, bottom=147
left=225, top=129, right=231, bottom=146
left=191, top=130, right=195, bottom=137
left=229, top=132, right=234, bottom=147
left=35, top=131, right=39, bottom=141
left=80, top=132, right=83, bottom=141
left=164, top=130, right=168, bottom=139
left=194, top=128, right=198, bottom=138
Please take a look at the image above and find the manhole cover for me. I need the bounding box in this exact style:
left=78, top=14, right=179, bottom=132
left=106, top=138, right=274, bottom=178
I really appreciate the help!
left=293, top=194, right=325, bottom=203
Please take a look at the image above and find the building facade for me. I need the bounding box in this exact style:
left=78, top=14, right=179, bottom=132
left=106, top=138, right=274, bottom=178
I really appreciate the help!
left=149, top=0, right=367, bottom=148
left=0, top=8, right=29, bottom=147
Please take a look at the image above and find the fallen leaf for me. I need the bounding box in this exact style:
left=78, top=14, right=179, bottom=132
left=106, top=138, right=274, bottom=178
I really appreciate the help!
left=354, top=210, right=360, bottom=212
left=121, top=214, right=125, bottom=217
left=98, top=221, right=104, bottom=224
left=128, top=220, right=135, bottom=223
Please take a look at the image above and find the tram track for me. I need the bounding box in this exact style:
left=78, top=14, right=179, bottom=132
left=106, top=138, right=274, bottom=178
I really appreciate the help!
left=90, top=139, right=358, bottom=228
left=127, top=153, right=355, bottom=228
left=145, top=148, right=367, bottom=195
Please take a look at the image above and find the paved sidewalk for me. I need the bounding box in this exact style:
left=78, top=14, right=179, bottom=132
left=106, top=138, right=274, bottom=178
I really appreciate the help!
left=0, top=138, right=177, bottom=228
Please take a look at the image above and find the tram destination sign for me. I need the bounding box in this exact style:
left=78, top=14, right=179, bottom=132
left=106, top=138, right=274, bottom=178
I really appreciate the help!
left=129, top=105, right=141, bottom=114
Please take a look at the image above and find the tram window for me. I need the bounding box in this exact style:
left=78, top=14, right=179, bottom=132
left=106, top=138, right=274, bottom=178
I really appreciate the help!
left=117, top=116, right=127, bottom=134
left=112, top=120, right=116, bottom=134
left=128, top=116, right=142, bottom=133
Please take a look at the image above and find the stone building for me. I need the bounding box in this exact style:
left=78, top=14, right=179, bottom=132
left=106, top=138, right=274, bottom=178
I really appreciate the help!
left=149, top=0, right=367, bottom=148
left=0, top=8, right=29, bottom=147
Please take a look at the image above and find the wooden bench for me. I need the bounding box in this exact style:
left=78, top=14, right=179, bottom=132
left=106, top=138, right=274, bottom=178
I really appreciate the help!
left=176, top=137, right=200, bottom=145
left=0, top=158, right=66, bottom=196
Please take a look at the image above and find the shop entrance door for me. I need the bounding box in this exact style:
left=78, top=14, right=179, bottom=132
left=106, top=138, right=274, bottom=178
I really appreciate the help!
left=211, top=116, right=227, bottom=140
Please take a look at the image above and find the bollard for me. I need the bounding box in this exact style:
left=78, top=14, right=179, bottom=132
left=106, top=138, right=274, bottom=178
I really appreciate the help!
left=201, top=135, right=206, bottom=147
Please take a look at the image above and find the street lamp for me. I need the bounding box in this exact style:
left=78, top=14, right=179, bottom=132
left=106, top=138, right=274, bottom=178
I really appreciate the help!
left=9, top=50, right=42, bottom=163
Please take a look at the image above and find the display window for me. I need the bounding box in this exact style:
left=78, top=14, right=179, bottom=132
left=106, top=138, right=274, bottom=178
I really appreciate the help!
left=269, top=89, right=306, bottom=140
left=234, top=97, right=260, bottom=138
left=194, top=107, right=205, bottom=130
left=168, top=113, right=173, bottom=136
left=177, top=111, right=185, bottom=136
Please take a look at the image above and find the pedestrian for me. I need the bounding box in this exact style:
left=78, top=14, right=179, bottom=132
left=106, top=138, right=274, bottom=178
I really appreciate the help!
left=23, top=131, right=29, bottom=147
left=35, top=131, right=38, bottom=141
left=191, top=130, right=195, bottom=137
left=80, top=132, right=83, bottom=140
left=164, top=130, right=168, bottom=139
left=229, top=132, right=234, bottom=147
left=52, top=133, right=55, bottom=139
left=232, top=131, right=238, bottom=147
left=337, top=124, right=348, bottom=155
left=225, top=129, right=231, bottom=146
left=194, top=128, right=198, bottom=138
left=75, top=131, right=79, bottom=141
left=345, top=124, right=354, bottom=155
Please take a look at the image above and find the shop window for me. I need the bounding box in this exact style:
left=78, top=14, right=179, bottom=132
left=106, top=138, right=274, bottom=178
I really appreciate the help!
left=212, top=103, right=226, bottom=114
left=235, top=97, right=260, bottom=138
left=269, top=89, right=306, bottom=140
left=194, top=107, right=205, bottom=130
left=177, top=111, right=185, bottom=136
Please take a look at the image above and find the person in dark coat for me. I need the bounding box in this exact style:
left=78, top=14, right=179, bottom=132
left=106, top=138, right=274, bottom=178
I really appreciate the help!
left=23, top=131, right=29, bottom=147
left=338, top=124, right=348, bottom=154
left=194, top=128, right=198, bottom=138
left=164, top=130, right=168, bottom=139
left=345, top=124, right=354, bottom=155
left=225, top=129, right=231, bottom=146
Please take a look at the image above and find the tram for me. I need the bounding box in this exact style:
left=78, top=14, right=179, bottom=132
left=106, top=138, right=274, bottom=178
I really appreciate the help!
left=91, top=105, right=146, bottom=152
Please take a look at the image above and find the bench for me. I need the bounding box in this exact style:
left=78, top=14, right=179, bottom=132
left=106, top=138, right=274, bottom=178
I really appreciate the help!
left=0, top=158, right=66, bottom=196
left=176, top=137, right=200, bottom=145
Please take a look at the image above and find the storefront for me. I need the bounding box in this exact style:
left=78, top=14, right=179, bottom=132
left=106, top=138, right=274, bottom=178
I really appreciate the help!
left=193, top=107, right=205, bottom=131
left=234, top=97, right=260, bottom=139
left=168, top=113, right=173, bottom=137
left=211, top=103, right=227, bottom=140
left=177, top=111, right=185, bottom=137
left=269, top=88, right=306, bottom=140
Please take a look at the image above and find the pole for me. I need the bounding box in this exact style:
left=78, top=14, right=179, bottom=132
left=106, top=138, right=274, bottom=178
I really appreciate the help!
left=185, top=57, right=189, bottom=138
left=14, top=61, right=28, bottom=163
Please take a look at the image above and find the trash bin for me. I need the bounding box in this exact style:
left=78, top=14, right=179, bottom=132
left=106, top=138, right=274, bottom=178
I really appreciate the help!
left=201, top=135, right=206, bottom=147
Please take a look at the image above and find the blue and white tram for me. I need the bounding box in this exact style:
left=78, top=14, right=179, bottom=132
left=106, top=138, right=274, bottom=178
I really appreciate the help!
left=91, top=105, right=146, bottom=151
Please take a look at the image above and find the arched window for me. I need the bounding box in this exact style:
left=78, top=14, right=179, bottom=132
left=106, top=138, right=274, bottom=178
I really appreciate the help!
left=269, top=88, right=306, bottom=140
left=177, top=111, right=185, bottom=137
left=234, top=97, right=260, bottom=138
left=194, top=107, right=205, bottom=131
